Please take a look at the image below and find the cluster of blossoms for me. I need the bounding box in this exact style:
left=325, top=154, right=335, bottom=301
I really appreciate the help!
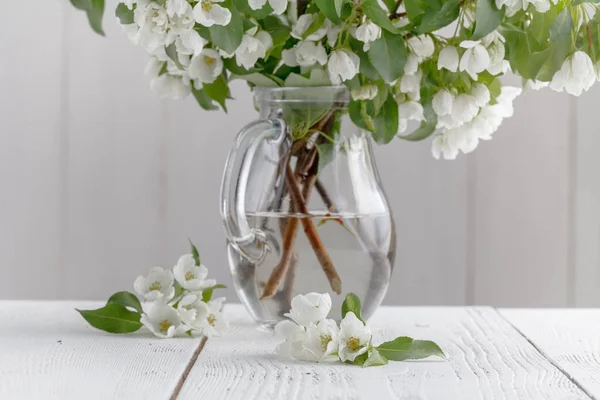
left=77, top=0, right=600, bottom=159
left=275, top=293, right=444, bottom=366
left=134, top=253, right=228, bottom=338
left=275, top=293, right=372, bottom=363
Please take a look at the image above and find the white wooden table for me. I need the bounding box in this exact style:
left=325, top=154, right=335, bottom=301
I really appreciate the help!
left=1, top=302, right=598, bottom=400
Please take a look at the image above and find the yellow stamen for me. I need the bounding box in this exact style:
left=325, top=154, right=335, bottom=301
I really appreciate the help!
left=185, top=271, right=195, bottom=281
left=347, top=337, right=361, bottom=352
left=149, top=282, right=161, bottom=291
left=202, top=1, right=213, bottom=12
left=207, top=314, right=216, bottom=327
left=204, top=56, right=216, bottom=66
left=320, top=334, right=332, bottom=351
left=159, top=320, right=171, bottom=333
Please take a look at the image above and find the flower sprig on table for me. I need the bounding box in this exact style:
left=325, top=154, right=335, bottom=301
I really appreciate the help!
left=276, top=293, right=444, bottom=367
left=72, top=0, right=600, bottom=159
left=77, top=242, right=228, bottom=338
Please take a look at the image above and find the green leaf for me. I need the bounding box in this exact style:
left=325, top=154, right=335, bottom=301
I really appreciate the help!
left=234, top=0, right=274, bottom=19
left=315, top=0, right=343, bottom=23
left=372, top=94, right=399, bottom=144
left=209, top=3, right=244, bottom=54
left=377, top=337, right=445, bottom=361
left=363, top=347, right=389, bottom=367
left=115, top=3, right=134, bottom=25
left=368, top=30, right=407, bottom=83
left=317, top=142, right=335, bottom=173
left=354, top=45, right=381, bottom=81
left=76, top=303, right=142, bottom=334
left=399, top=96, right=437, bottom=141
left=70, top=0, right=105, bottom=36
left=204, top=76, right=230, bottom=112
left=165, top=43, right=184, bottom=70
left=202, top=284, right=228, bottom=302
left=192, top=86, right=219, bottom=110
left=345, top=351, right=369, bottom=365
left=550, top=9, right=573, bottom=43
left=382, top=0, right=398, bottom=13
left=572, top=0, right=595, bottom=4
left=363, top=0, right=400, bottom=33
left=471, top=0, right=505, bottom=40
left=416, top=0, right=460, bottom=34
left=224, top=58, right=259, bottom=75
left=107, top=291, right=142, bottom=313
left=341, top=293, right=364, bottom=322
left=190, top=240, right=201, bottom=266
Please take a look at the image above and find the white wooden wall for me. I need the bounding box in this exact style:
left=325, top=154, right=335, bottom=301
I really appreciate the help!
left=1, top=1, right=595, bottom=306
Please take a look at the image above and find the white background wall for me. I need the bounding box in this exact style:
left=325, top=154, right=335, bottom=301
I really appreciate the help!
left=1, top=1, right=597, bottom=307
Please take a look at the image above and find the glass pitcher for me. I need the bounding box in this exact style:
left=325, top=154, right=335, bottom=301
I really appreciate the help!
left=220, top=86, right=396, bottom=328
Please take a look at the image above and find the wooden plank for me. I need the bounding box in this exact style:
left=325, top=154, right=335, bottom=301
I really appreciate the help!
left=63, top=2, right=169, bottom=299
left=501, top=308, right=600, bottom=399
left=472, top=90, right=572, bottom=307
left=0, top=2, right=65, bottom=299
left=573, top=88, right=600, bottom=307
left=0, top=301, right=203, bottom=400
left=179, top=305, right=588, bottom=399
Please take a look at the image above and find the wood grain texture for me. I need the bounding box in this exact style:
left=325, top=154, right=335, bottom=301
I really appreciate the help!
left=501, top=308, right=600, bottom=399
left=179, top=305, right=589, bottom=400
left=0, top=2, right=65, bottom=299
left=0, top=301, right=203, bottom=400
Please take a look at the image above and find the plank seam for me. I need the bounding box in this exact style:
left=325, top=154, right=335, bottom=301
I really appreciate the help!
left=170, top=336, right=208, bottom=400
left=495, top=308, right=597, bottom=400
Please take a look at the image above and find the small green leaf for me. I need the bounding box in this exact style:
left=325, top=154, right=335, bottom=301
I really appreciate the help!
left=377, top=337, right=445, bottom=361
left=471, top=0, right=505, bottom=41
left=382, top=0, right=398, bottom=13
left=189, top=239, right=201, bottom=266
left=345, top=351, right=369, bottom=365
left=363, top=347, right=389, bottom=367
left=76, top=303, right=142, bottom=334
left=317, top=142, right=335, bottom=173
left=416, top=0, right=460, bottom=34
left=165, top=43, right=184, bottom=70
left=202, top=284, right=228, bottom=302
left=363, top=0, right=400, bottom=33
left=107, top=291, right=142, bottom=313
left=204, top=76, right=230, bottom=112
left=115, top=3, right=134, bottom=25
left=371, top=94, right=399, bottom=144
left=368, top=30, right=407, bottom=83
left=209, top=2, right=244, bottom=54
left=192, top=86, right=219, bottom=110
left=314, top=0, right=343, bottom=23
left=70, top=0, right=105, bottom=36
left=341, top=293, right=364, bottom=322
left=550, top=9, right=573, bottom=43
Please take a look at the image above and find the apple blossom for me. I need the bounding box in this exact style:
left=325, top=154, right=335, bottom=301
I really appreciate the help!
left=141, top=302, right=188, bottom=338
left=173, top=254, right=217, bottom=291
left=338, top=312, right=371, bottom=362
left=550, top=51, right=596, bottom=96
left=284, top=293, right=332, bottom=327
left=438, top=46, right=459, bottom=72
left=134, top=266, right=175, bottom=302
left=235, top=31, right=273, bottom=70
left=193, top=0, right=232, bottom=27
left=327, top=49, right=360, bottom=85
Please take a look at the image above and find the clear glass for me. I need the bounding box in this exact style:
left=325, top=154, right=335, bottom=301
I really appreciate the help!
left=220, top=87, right=396, bottom=328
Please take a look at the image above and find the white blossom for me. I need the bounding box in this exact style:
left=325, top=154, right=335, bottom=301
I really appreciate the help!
left=405, top=54, right=420, bottom=75
left=150, top=75, right=192, bottom=99
left=134, top=266, right=175, bottom=302
left=177, top=293, right=210, bottom=330
left=284, top=293, right=332, bottom=327
left=166, top=0, right=189, bottom=17
left=193, top=297, right=229, bottom=337
left=351, top=84, right=379, bottom=101
left=235, top=31, right=272, bottom=70
left=471, top=83, right=490, bottom=107
left=481, top=31, right=509, bottom=75
left=275, top=320, right=311, bottom=361
left=141, top=302, right=188, bottom=338
left=400, top=69, right=422, bottom=93
left=438, top=46, right=459, bottom=72
left=189, top=48, right=224, bottom=84
left=550, top=51, right=596, bottom=96
left=496, top=0, right=553, bottom=16
left=249, top=0, right=289, bottom=15
left=338, top=312, right=371, bottom=362
left=292, top=14, right=330, bottom=41
left=193, top=0, right=232, bottom=27
left=526, top=80, right=549, bottom=91
left=173, top=254, right=217, bottom=291
left=432, top=133, right=460, bottom=160
left=282, top=41, right=327, bottom=67
left=302, top=319, right=340, bottom=362
left=327, top=49, right=360, bottom=85
left=432, top=89, right=454, bottom=117
left=133, top=2, right=169, bottom=52
left=459, top=40, right=491, bottom=79
left=398, top=100, right=425, bottom=122
left=175, top=29, right=207, bottom=56
left=408, top=35, right=435, bottom=61
left=353, top=20, right=382, bottom=51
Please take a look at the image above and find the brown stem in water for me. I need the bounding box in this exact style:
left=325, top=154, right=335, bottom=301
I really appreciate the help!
left=315, top=179, right=338, bottom=213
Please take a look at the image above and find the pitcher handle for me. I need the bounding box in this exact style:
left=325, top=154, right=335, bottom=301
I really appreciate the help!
left=220, top=118, right=286, bottom=264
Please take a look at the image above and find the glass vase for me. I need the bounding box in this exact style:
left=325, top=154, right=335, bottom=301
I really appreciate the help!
left=220, top=86, right=396, bottom=328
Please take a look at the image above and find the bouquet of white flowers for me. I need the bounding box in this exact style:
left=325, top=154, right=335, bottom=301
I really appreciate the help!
left=71, top=0, right=600, bottom=160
